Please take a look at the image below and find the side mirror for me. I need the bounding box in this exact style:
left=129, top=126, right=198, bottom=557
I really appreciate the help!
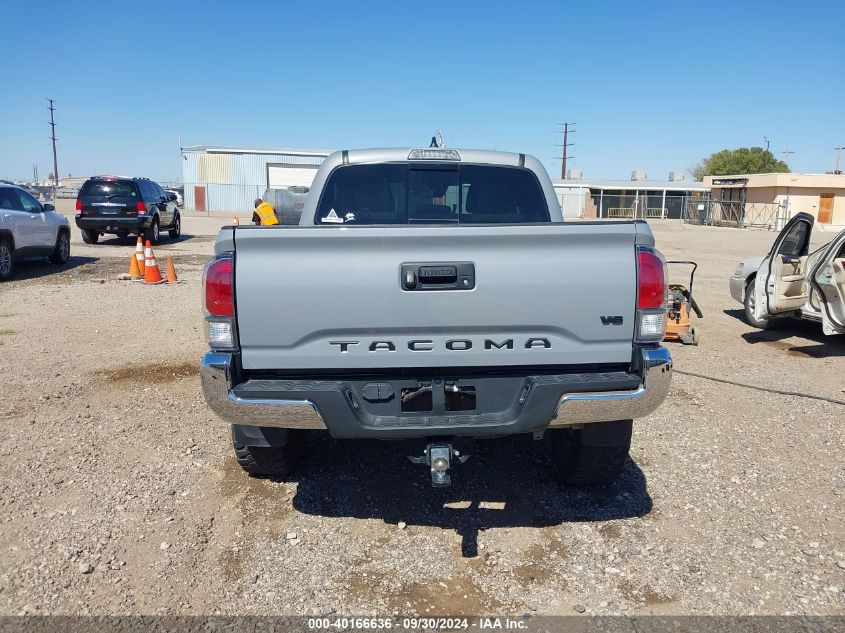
left=168, top=193, right=177, bottom=202
left=43, top=203, right=55, bottom=212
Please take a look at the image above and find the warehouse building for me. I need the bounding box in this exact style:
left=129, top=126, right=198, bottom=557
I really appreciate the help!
left=181, top=146, right=333, bottom=213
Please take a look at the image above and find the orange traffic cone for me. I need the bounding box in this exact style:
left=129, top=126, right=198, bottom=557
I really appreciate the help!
left=232, top=216, right=240, bottom=226
left=134, top=236, right=145, bottom=277
left=143, top=240, right=164, bottom=284
left=165, top=256, right=178, bottom=283
left=128, top=251, right=141, bottom=279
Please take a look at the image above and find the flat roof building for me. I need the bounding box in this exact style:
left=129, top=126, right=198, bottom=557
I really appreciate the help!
left=553, top=177, right=709, bottom=220
left=705, top=172, right=845, bottom=230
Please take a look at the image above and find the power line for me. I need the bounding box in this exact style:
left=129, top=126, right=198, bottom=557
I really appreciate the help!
left=781, top=149, right=794, bottom=167
left=47, top=99, right=59, bottom=186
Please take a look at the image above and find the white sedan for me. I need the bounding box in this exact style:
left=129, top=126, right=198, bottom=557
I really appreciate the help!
left=729, top=213, right=845, bottom=335
left=0, top=184, right=71, bottom=281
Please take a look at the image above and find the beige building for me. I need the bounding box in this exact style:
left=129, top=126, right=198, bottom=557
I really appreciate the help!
left=705, top=172, right=845, bottom=229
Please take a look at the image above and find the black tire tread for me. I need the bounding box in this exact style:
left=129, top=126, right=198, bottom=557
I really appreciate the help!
left=80, top=229, right=99, bottom=244
left=0, top=237, right=14, bottom=281
left=50, top=230, right=70, bottom=264
left=232, top=430, right=306, bottom=476
left=551, top=428, right=631, bottom=485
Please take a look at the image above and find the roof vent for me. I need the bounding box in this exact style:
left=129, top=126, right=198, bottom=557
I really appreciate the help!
left=631, top=171, right=648, bottom=181
left=567, top=168, right=583, bottom=180
left=668, top=171, right=685, bottom=182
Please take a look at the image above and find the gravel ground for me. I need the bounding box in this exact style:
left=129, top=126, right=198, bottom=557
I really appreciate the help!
left=0, top=217, right=843, bottom=616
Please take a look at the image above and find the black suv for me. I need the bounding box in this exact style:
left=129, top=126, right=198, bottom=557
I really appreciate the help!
left=75, top=177, right=181, bottom=244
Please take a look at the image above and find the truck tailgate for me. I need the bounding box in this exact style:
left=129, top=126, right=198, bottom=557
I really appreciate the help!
left=234, top=224, right=642, bottom=370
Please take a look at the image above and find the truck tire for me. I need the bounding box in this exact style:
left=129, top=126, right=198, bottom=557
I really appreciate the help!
left=550, top=420, right=632, bottom=485
left=81, top=229, right=99, bottom=244
left=231, top=425, right=307, bottom=477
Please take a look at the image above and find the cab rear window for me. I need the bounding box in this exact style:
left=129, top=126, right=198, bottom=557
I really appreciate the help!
left=79, top=181, right=138, bottom=198
left=315, top=163, right=550, bottom=225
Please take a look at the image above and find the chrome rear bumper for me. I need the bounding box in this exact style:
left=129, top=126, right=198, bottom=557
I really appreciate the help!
left=548, top=346, right=672, bottom=426
left=200, top=346, right=672, bottom=432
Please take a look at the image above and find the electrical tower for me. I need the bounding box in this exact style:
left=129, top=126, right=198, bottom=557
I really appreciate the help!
left=557, top=123, right=576, bottom=179
left=48, top=99, right=59, bottom=186
left=781, top=149, right=794, bottom=169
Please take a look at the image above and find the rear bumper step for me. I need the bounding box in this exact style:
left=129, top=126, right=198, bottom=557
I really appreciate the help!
left=200, top=347, right=672, bottom=438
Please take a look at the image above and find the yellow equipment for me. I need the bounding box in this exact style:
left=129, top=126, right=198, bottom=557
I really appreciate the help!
left=664, top=260, right=703, bottom=346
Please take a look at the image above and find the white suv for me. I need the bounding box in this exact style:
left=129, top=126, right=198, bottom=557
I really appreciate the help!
left=0, top=184, right=71, bottom=281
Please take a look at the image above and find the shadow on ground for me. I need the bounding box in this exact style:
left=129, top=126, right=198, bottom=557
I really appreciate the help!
left=289, top=434, right=651, bottom=557
left=10, top=255, right=98, bottom=281
left=724, top=309, right=845, bottom=358
left=89, top=232, right=200, bottom=247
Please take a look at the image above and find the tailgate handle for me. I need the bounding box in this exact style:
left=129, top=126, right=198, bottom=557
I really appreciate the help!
left=401, top=262, right=475, bottom=291
left=419, top=266, right=457, bottom=284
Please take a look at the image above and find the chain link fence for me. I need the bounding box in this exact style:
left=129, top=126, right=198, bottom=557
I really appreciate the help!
left=683, top=196, right=788, bottom=230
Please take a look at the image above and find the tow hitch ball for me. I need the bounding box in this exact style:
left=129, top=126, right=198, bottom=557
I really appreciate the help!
left=408, top=443, right=470, bottom=487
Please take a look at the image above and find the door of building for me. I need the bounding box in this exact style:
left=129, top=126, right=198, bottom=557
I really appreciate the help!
left=818, top=194, right=834, bottom=224
left=194, top=186, right=206, bottom=213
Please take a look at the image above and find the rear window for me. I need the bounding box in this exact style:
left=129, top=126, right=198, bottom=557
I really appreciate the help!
left=79, top=180, right=138, bottom=198
left=315, top=163, right=550, bottom=225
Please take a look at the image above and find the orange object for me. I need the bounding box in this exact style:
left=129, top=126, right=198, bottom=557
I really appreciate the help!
left=128, top=251, right=142, bottom=279
left=165, top=256, right=178, bottom=283
left=663, top=261, right=702, bottom=346
left=143, top=240, right=164, bottom=284
left=134, top=236, right=145, bottom=276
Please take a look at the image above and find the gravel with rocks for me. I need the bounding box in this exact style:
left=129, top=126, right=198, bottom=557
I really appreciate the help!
left=0, top=217, right=842, bottom=616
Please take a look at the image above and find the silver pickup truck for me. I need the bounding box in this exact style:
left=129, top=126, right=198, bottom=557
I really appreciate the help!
left=200, top=147, right=672, bottom=487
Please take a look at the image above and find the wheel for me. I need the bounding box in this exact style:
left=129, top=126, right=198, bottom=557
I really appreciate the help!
left=50, top=230, right=70, bottom=265
left=232, top=426, right=307, bottom=477
left=145, top=217, right=160, bottom=244
left=0, top=238, right=14, bottom=281
left=743, top=277, right=781, bottom=329
left=80, top=229, right=99, bottom=244
left=168, top=213, right=181, bottom=240
left=550, top=420, right=632, bottom=485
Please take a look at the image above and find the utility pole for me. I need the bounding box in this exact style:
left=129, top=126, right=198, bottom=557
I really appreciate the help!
left=835, top=146, right=844, bottom=174
left=557, top=122, right=576, bottom=179
left=47, top=99, right=59, bottom=187
left=781, top=149, right=794, bottom=169
left=764, top=136, right=770, bottom=152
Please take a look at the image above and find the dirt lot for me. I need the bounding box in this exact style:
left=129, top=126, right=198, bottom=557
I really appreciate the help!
left=0, top=215, right=843, bottom=616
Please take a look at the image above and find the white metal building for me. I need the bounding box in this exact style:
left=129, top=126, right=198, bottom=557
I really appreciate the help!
left=181, top=146, right=333, bottom=213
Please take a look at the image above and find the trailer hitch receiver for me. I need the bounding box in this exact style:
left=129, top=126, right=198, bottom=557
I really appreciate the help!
left=408, top=443, right=469, bottom=487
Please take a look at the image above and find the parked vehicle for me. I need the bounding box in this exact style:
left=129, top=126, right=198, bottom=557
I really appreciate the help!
left=75, top=176, right=180, bottom=244
left=0, top=183, right=71, bottom=281
left=730, top=213, right=845, bottom=335
left=200, top=147, right=673, bottom=487
left=164, top=189, right=183, bottom=207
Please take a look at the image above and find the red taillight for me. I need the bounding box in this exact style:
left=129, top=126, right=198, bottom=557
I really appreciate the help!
left=75, top=199, right=82, bottom=214
left=205, top=258, right=234, bottom=317
left=136, top=201, right=146, bottom=214
left=637, top=250, right=666, bottom=309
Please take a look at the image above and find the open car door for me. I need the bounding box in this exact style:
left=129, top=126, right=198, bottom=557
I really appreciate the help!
left=753, top=213, right=814, bottom=323
left=810, top=229, right=845, bottom=335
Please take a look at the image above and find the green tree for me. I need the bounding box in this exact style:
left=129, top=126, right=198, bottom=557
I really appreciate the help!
left=688, top=147, right=789, bottom=180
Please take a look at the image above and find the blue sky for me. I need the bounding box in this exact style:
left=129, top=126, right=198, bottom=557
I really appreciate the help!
left=2, top=0, right=843, bottom=182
